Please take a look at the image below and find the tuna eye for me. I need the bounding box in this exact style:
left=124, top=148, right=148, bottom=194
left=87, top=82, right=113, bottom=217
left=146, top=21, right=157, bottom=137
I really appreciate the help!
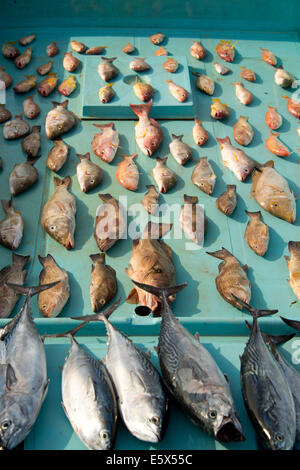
left=101, top=431, right=109, bottom=440
left=208, top=410, right=217, bottom=420
left=2, top=420, right=11, bottom=430
left=150, top=416, right=160, bottom=425
left=275, top=433, right=284, bottom=442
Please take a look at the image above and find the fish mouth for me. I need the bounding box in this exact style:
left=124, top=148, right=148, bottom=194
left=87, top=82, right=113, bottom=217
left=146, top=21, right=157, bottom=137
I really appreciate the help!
left=215, top=417, right=245, bottom=443
left=65, top=233, right=74, bottom=250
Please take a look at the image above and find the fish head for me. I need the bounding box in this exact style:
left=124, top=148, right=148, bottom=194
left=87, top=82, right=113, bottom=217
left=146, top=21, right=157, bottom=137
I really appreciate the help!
left=0, top=394, right=33, bottom=450
left=46, top=109, right=73, bottom=140
left=44, top=215, right=74, bottom=249
left=124, top=396, right=164, bottom=443
left=38, top=292, right=59, bottom=317
left=96, top=143, right=116, bottom=163
left=143, top=134, right=161, bottom=156
left=81, top=422, right=113, bottom=450
left=265, top=196, right=295, bottom=223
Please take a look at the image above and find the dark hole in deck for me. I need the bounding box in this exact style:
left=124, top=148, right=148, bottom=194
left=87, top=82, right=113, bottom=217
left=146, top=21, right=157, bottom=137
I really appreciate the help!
left=135, top=306, right=152, bottom=317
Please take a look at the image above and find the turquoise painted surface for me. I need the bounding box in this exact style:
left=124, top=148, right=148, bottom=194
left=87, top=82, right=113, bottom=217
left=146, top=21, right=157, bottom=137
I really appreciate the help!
left=0, top=22, right=300, bottom=450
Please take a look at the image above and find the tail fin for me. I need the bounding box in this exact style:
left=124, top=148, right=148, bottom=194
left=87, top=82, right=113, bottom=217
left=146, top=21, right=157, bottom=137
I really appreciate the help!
left=280, top=316, right=300, bottom=331
left=43, top=320, right=87, bottom=340
left=5, top=281, right=60, bottom=297
left=131, top=280, right=187, bottom=299
left=12, top=253, right=30, bottom=269
left=130, top=100, right=152, bottom=118
left=71, top=298, right=121, bottom=322
left=245, top=320, right=295, bottom=345
left=231, top=294, right=278, bottom=318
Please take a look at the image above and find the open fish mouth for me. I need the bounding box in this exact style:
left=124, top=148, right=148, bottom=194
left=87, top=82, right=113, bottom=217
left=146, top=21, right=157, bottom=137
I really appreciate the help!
left=215, top=417, right=245, bottom=443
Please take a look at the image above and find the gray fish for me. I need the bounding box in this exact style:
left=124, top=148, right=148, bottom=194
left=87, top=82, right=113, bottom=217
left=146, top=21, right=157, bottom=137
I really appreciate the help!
left=0, top=282, right=58, bottom=449
left=76, top=153, right=103, bottom=193
left=72, top=300, right=167, bottom=443
left=23, top=96, right=40, bottom=120
left=216, top=184, right=237, bottom=216
left=141, top=185, right=160, bottom=215
left=45, top=100, right=77, bottom=140
left=0, top=199, right=24, bottom=250
left=0, top=254, right=30, bottom=319
left=45, top=313, right=118, bottom=450
left=3, top=114, right=29, bottom=140
left=97, top=58, right=118, bottom=82
left=191, top=157, right=216, bottom=195
left=0, top=105, right=12, bottom=124
left=46, top=138, right=69, bottom=173
left=9, top=155, right=40, bottom=196
left=21, top=125, right=41, bottom=157
left=169, top=134, right=193, bottom=165
left=89, top=253, right=117, bottom=312
left=94, top=194, right=126, bottom=252
left=132, top=281, right=245, bottom=443
left=234, top=296, right=296, bottom=450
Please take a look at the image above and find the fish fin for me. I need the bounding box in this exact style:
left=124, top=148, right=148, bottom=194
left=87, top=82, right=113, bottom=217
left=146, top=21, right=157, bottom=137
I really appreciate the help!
left=132, top=237, right=139, bottom=249
left=129, top=99, right=152, bottom=117
left=87, top=375, right=98, bottom=401
left=171, top=133, right=184, bottom=141
left=38, top=253, right=56, bottom=268
left=250, top=169, right=262, bottom=198
left=53, top=176, right=71, bottom=188
left=142, top=221, right=173, bottom=239
left=1, top=198, right=13, bottom=214
left=101, top=57, right=117, bottom=62
left=98, top=193, right=113, bottom=203
left=242, top=264, right=248, bottom=273
left=231, top=295, right=278, bottom=318
left=146, top=349, right=151, bottom=358
left=159, top=240, right=173, bottom=260
left=216, top=136, right=231, bottom=145
left=131, top=281, right=187, bottom=299
left=206, top=247, right=232, bottom=260
left=184, top=194, right=198, bottom=205
left=90, top=253, right=105, bottom=265
left=93, top=122, right=114, bottom=130
left=5, top=281, right=60, bottom=298
left=224, top=373, right=229, bottom=383
left=126, top=288, right=139, bottom=304
left=76, top=152, right=90, bottom=161
left=284, top=255, right=290, bottom=264
left=280, top=316, right=300, bottom=331
left=52, top=99, right=69, bottom=108
left=194, top=332, right=200, bottom=342
left=154, top=345, right=159, bottom=353
left=12, top=253, right=30, bottom=269
left=58, top=366, right=63, bottom=372
left=70, top=298, right=121, bottom=322
left=0, top=364, right=18, bottom=391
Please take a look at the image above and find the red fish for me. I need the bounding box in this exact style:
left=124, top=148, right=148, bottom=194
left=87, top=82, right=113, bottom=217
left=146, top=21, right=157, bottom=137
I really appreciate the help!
left=265, top=131, right=290, bottom=157
left=37, top=73, right=58, bottom=97
left=240, top=66, right=256, bottom=82
left=216, top=40, right=237, bottom=62
left=265, top=106, right=282, bottom=130
left=260, top=48, right=277, bottom=66
left=91, top=122, right=119, bottom=163
left=116, top=153, right=139, bottom=191
left=282, top=96, right=300, bottom=119
left=14, top=48, right=32, bottom=69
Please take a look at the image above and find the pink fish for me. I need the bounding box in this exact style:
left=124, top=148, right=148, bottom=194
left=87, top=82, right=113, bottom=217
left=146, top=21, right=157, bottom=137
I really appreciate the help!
left=130, top=99, right=163, bottom=156
left=91, top=122, right=119, bottom=163
left=14, top=48, right=32, bottom=69
left=216, top=136, right=256, bottom=181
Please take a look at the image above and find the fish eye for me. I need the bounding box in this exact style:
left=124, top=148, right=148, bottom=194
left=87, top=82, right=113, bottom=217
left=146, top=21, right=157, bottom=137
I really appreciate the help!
left=149, top=416, right=160, bottom=425
left=100, top=299, right=106, bottom=305
left=151, top=142, right=156, bottom=146
left=2, top=420, right=11, bottom=430
left=90, top=179, right=95, bottom=184
left=50, top=225, right=56, bottom=231
left=244, top=168, right=249, bottom=173
left=275, top=433, right=284, bottom=442
left=101, top=431, right=110, bottom=440
left=208, top=410, right=217, bottom=420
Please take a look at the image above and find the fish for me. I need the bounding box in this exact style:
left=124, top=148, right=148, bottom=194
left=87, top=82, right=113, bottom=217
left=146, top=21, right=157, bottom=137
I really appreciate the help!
left=235, top=296, right=296, bottom=450
left=3, top=114, right=30, bottom=140
left=14, top=47, right=32, bottom=69
left=125, top=222, right=176, bottom=316
left=94, top=193, right=126, bottom=252
left=154, top=47, right=168, bottom=56
left=97, top=57, right=118, bottom=81
left=85, top=46, right=107, bottom=55
left=45, top=100, right=77, bottom=140
left=63, top=51, right=80, bottom=72
left=245, top=211, right=269, bottom=256
left=233, top=116, right=254, bottom=146
left=210, top=99, right=230, bottom=119
left=132, top=281, right=245, bottom=443
left=9, top=155, right=40, bottom=196
left=129, top=57, right=150, bottom=72
left=216, top=136, right=256, bottom=181
left=91, top=122, right=119, bottom=163
left=89, top=253, right=117, bottom=311
left=193, top=72, right=215, bottom=96
left=45, top=313, right=118, bottom=450
left=274, top=67, right=294, bottom=88
left=216, top=185, right=237, bottom=216
left=0, top=67, right=12, bottom=88
left=13, top=74, right=36, bottom=94
left=0, top=253, right=30, bottom=319
left=36, top=61, right=54, bottom=76
left=46, top=42, right=58, bottom=57
left=46, top=138, right=69, bottom=173
left=0, top=282, right=58, bottom=449
left=240, top=66, right=256, bottom=82
left=150, top=33, right=165, bottom=45
left=162, top=58, right=178, bottom=73
left=282, top=96, right=300, bottom=119
left=141, top=185, right=160, bottom=215
left=216, top=40, right=237, bottom=62
left=0, top=199, right=24, bottom=250
left=180, top=195, right=206, bottom=246
left=166, top=80, right=188, bottom=102
left=266, top=131, right=290, bottom=157
left=265, top=106, right=282, bottom=130
left=0, top=105, right=12, bottom=124
left=133, top=77, right=153, bottom=102
left=285, top=241, right=300, bottom=301
left=23, top=95, right=40, bottom=120
left=152, top=157, right=177, bottom=193
left=76, top=152, right=103, bottom=193
left=191, top=157, right=216, bottom=195
left=193, top=119, right=208, bottom=146
left=116, top=153, right=139, bottom=191
left=232, top=81, right=253, bottom=105
left=38, top=254, right=70, bottom=318
left=37, top=73, right=58, bottom=99
left=250, top=161, right=296, bottom=223
left=72, top=299, right=167, bottom=443
left=122, top=42, right=135, bottom=54
left=19, top=34, right=36, bottom=46
left=130, top=100, right=163, bottom=156
left=207, top=247, right=251, bottom=309
left=58, top=75, right=77, bottom=96
left=21, top=125, right=41, bottom=157
left=169, top=134, right=192, bottom=165
left=41, top=176, right=76, bottom=249
left=37, top=73, right=58, bottom=97
left=70, top=40, right=86, bottom=53
left=2, top=42, right=20, bottom=59
left=214, top=62, right=230, bottom=75
left=260, top=48, right=277, bottom=66
left=99, top=83, right=114, bottom=103
left=190, top=40, right=206, bottom=60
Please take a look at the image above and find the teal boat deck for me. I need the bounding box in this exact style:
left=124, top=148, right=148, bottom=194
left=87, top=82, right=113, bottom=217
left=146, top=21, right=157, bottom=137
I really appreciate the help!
left=1, top=0, right=300, bottom=450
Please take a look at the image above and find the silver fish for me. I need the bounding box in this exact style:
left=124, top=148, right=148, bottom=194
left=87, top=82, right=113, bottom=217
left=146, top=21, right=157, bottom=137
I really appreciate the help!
left=97, top=57, right=118, bottom=81
left=169, top=134, right=193, bottom=165
left=76, top=153, right=103, bottom=193
left=45, top=100, right=77, bottom=140
left=0, top=199, right=24, bottom=250
left=9, top=155, right=40, bottom=196
left=21, top=125, right=41, bottom=157
left=3, top=114, right=30, bottom=140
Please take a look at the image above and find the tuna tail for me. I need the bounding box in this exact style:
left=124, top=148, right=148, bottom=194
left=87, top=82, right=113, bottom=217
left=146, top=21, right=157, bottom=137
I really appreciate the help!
left=130, top=99, right=152, bottom=118
left=231, top=294, right=278, bottom=318
left=131, top=280, right=187, bottom=300
left=53, top=176, right=71, bottom=189
left=280, top=317, right=300, bottom=331
left=245, top=320, right=295, bottom=346
left=42, top=320, right=88, bottom=341
left=70, top=298, right=121, bottom=323
left=12, top=253, right=30, bottom=269
left=76, top=152, right=90, bottom=161
left=5, top=281, right=60, bottom=298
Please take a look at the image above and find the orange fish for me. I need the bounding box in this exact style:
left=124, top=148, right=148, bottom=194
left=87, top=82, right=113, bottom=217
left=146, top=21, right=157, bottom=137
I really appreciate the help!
left=116, top=153, right=139, bottom=191
left=240, top=66, right=256, bottom=82
left=265, top=106, right=282, bottom=130
left=63, top=51, right=80, bottom=72
left=260, top=48, right=277, bottom=66
left=266, top=131, right=290, bottom=157
left=216, top=40, right=237, bottom=62
left=232, top=81, right=253, bottom=105
left=190, top=40, right=206, bottom=60
left=37, top=73, right=58, bottom=97
left=58, top=76, right=77, bottom=96
left=282, top=96, right=300, bottom=119
left=211, top=98, right=230, bottom=119
left=154, top=46, right=168, bottom=56
left=166, top=80, right=188, bottom=102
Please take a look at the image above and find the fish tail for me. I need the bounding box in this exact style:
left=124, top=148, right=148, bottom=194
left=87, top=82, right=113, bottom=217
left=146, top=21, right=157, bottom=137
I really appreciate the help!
left=76, top=152, right=90, bottom=161
left=52, top=99, right=68, bottom=108
left=12, top=253, right=31, bottom=269
left=131, top=280, right=187, bottom=299
left=38, top=254, right=55, bottom=266
left=130, top=99, right=152, bottom=117
left=1, top=198, right=13, bottom=214
left=171, top=133, right=184, bottom=141
left=245, top=210, right=261, bottom=220
left=142, top=221, right=173, bottom=239
left=5, top=281, right=60, bottom=297
left=280, top=316, right=300, bottom=331
left=288, top=241, right=300, bottom=252
left=71, top=298, right=121, bottom=323
left=93, top=122, right=114, bottom=130
left=206, top=247, right=232, bottom=260
left=216, top=136, right=230, bottom=145
left=43, top=321, right=88, bottom=340
left=90, top=253, right=105, bottom=265
left=53, top=176, right=71, bottom=188
left=231, top=294, right=278, bottom=318
left=184, top=194, right=198, bottom=204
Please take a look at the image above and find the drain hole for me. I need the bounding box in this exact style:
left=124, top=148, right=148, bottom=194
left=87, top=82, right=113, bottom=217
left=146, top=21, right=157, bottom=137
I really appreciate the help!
left=135, top=306, right=152, bottom=317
